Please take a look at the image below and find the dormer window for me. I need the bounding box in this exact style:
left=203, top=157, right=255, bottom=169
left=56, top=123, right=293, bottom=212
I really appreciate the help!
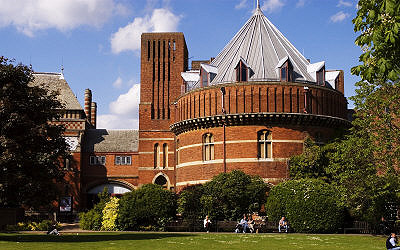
left=276, top=56, right=293, bottom=82
left=316, top=66, right=325, bottom=85
left=235, top=58, right=249, bottom=82
left=201, top=67, right=208, bottom=87
left=200, top=64, right=218, bottom=87
left=280, top=61, right=293, bottom=82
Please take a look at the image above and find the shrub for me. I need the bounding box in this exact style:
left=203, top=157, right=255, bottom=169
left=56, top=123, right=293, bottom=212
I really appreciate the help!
left=177, top=185, right=204, bottom=224
left=266, top=178, right=344, bottom=233
left=79, top=187, right=110, bottom=230
left=201, top=170, right=269, bottom=220
left=101, top=197, right=119, bottom=231
left=5, top=220, right=59, bottom=231
left=117, top=184, right=177, bottom=231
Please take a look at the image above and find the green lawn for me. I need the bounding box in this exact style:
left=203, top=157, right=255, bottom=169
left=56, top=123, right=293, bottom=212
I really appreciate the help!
left=0, top=232, right=386, bottom=250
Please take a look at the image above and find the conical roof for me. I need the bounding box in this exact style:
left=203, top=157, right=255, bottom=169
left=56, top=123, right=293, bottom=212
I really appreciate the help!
left=210, top=7, right=314, bottom=84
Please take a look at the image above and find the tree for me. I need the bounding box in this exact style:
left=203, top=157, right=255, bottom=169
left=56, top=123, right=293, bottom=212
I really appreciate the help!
left=351, top=0, right=400, bottom=173
left=201, top=170, right=269, bottom=220
left=289, top=138, right=331, bottom=181
left=0, top=57, right=68, bottom=208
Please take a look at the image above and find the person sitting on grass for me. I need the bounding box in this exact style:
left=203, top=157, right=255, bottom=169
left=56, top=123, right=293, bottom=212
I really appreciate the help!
left=278, top=216, right=288, bottom=233
left=46, top=221, right=60, bottom=236
left=386, top=233, right=400, bottom=250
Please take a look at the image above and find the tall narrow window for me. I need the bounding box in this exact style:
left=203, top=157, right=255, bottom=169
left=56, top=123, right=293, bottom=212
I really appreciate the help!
left=258, top=130, right=272, bottom=159
left=176, top=139, right=180, bottom=165
left=279, top=61, right=293, bottom=82
left=235, top=60, right=248, bottom=82
left=316, top=67, right=325, bottom=85
left=162, top=143, right=168, bottom=168
left=154, top=143, right=160, bottom=168
left=203, top=133, right=214, bottom=161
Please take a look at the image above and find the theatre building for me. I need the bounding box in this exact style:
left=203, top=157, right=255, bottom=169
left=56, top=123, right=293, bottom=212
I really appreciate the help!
left=34, top=5, right=350, bottom=211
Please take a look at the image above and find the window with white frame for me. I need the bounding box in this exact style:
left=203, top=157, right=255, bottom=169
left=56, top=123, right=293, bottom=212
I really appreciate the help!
left=89, top=156, right=106, bottom=165
left=115, top=156, right=132, bottom=165
left=258, top=130, right=272, bottom=159
left=203, top=133, right=214, bottom=161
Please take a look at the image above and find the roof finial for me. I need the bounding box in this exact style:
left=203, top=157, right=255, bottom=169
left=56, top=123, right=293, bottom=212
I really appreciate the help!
left=60, top=58, right=65, bottom=79
left=257, top=0, right=260, bottom=9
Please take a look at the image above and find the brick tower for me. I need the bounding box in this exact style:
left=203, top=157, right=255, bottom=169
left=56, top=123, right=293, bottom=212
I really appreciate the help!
left=138, top=33, right=188, bottom=190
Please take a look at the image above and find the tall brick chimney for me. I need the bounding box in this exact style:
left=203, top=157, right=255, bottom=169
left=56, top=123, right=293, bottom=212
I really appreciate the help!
left=84, top=89, right=92, bottom=123
left=91, top=102, right=97, bottom=128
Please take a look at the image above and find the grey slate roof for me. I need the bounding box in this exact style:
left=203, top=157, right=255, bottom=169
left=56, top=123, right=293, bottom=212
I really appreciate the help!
left=31, top=72, right=83, bottom=110
left=210, top=8, right=314, bottom=84
left=83, top=129, right=139, bottom=153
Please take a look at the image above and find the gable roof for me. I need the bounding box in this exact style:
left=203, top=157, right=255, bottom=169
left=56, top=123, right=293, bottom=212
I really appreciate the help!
left=210, top=7, right=314, bottom=84
left=31, top=72, right=83, bottom=110
left=83, top=129, right=139, bottom=153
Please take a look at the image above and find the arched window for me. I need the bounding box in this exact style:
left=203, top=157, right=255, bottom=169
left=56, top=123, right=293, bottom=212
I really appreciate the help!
left=154, top=175, right=168, bottom=189
left=203, top=133, right=214, bottom=161
left=258, top=130, right=272, bottom=159
left=162, top=143, right=168, bottom=168
left=154, top=143, right=160, bottom=168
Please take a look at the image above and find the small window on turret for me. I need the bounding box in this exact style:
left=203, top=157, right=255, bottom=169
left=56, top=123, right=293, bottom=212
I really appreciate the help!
left=235, top=60, right=248, bottom=82
left=316, top=66, right=325, bottom=85
left=279, top=61, right=293, bottom=82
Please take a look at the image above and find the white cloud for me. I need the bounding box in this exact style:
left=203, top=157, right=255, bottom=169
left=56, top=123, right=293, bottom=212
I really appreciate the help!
left=330, top=11, right=350, bottom=23
left=235, top=0, right=248, bottom=9
left=261, top=0, right=285, bottom=13
left=112, top=76, right=123, bottom=88
left=296, top=0, right=306, bottom=7
left=0, top=0, right=122, bottom=37
left=97, top=82, right=140, bottom=129
left=111, top=8, right=181, bottom=54
left=337, top=0, right=352, bottom=7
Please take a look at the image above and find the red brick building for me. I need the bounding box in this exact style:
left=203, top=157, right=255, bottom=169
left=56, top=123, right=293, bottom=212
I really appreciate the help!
left=34, top=6, right=349, bottom=211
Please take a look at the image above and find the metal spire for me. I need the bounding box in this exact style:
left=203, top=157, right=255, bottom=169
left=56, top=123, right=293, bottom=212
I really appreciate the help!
left=257, top=0, right=260, bottom=9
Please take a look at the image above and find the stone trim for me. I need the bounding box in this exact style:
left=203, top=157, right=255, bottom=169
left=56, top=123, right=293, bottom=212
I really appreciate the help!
left=171, top=113, right=351, bottom=135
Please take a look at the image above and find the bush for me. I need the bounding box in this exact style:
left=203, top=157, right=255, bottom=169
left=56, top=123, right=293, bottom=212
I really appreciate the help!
left=201, top=170, right=269, bottom=220
left=79, top=187, right=110, bottom=230
left=5, top=220, right=59, bottom=231
left=266, top=178, right=344, bottom=233
left=117, top=184, right=177, bottom=231
left=101, top=197, right=119, bottom=231
left=177, top=185, right=204, bottom=224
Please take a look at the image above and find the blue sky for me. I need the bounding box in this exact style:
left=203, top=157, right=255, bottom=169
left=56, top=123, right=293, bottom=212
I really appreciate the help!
left=0, top=0, right=360, bottom=129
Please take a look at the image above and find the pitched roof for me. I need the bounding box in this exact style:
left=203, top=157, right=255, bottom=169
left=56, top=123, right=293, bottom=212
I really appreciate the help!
left=31, top=72, right=83, bottom=110
left=210, top=7, right=314, bottom=84
left=83, top=129, right=139, bottom=153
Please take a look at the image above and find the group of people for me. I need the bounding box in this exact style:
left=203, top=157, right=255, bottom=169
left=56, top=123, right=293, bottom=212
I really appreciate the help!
left=235, top=214, right=255, bottom=233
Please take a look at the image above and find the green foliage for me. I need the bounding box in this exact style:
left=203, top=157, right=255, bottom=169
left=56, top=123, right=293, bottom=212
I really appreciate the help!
left=266, top=179, right=344, bottom=233
left=101, top=197, right=119, bottom=231
left=326, top=134, right=400, bottom=222
left=117, top=184, right=177, bottom=231
left=177, top=185, right=204, bottom=226
left=0, top=56, right=69, bottom=208
left=5, top=220, right=60, bottom=231
left=351, top=0, right=400, bottom=175
left=289, top=138, right=331, bottom=181
left=201, top=170, right=269, bottom=220
left=79, top=188, right=110, bottom=230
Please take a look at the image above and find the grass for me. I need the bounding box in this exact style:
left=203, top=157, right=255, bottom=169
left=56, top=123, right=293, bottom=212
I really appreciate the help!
left=0, top=232, right=386, bottom=250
